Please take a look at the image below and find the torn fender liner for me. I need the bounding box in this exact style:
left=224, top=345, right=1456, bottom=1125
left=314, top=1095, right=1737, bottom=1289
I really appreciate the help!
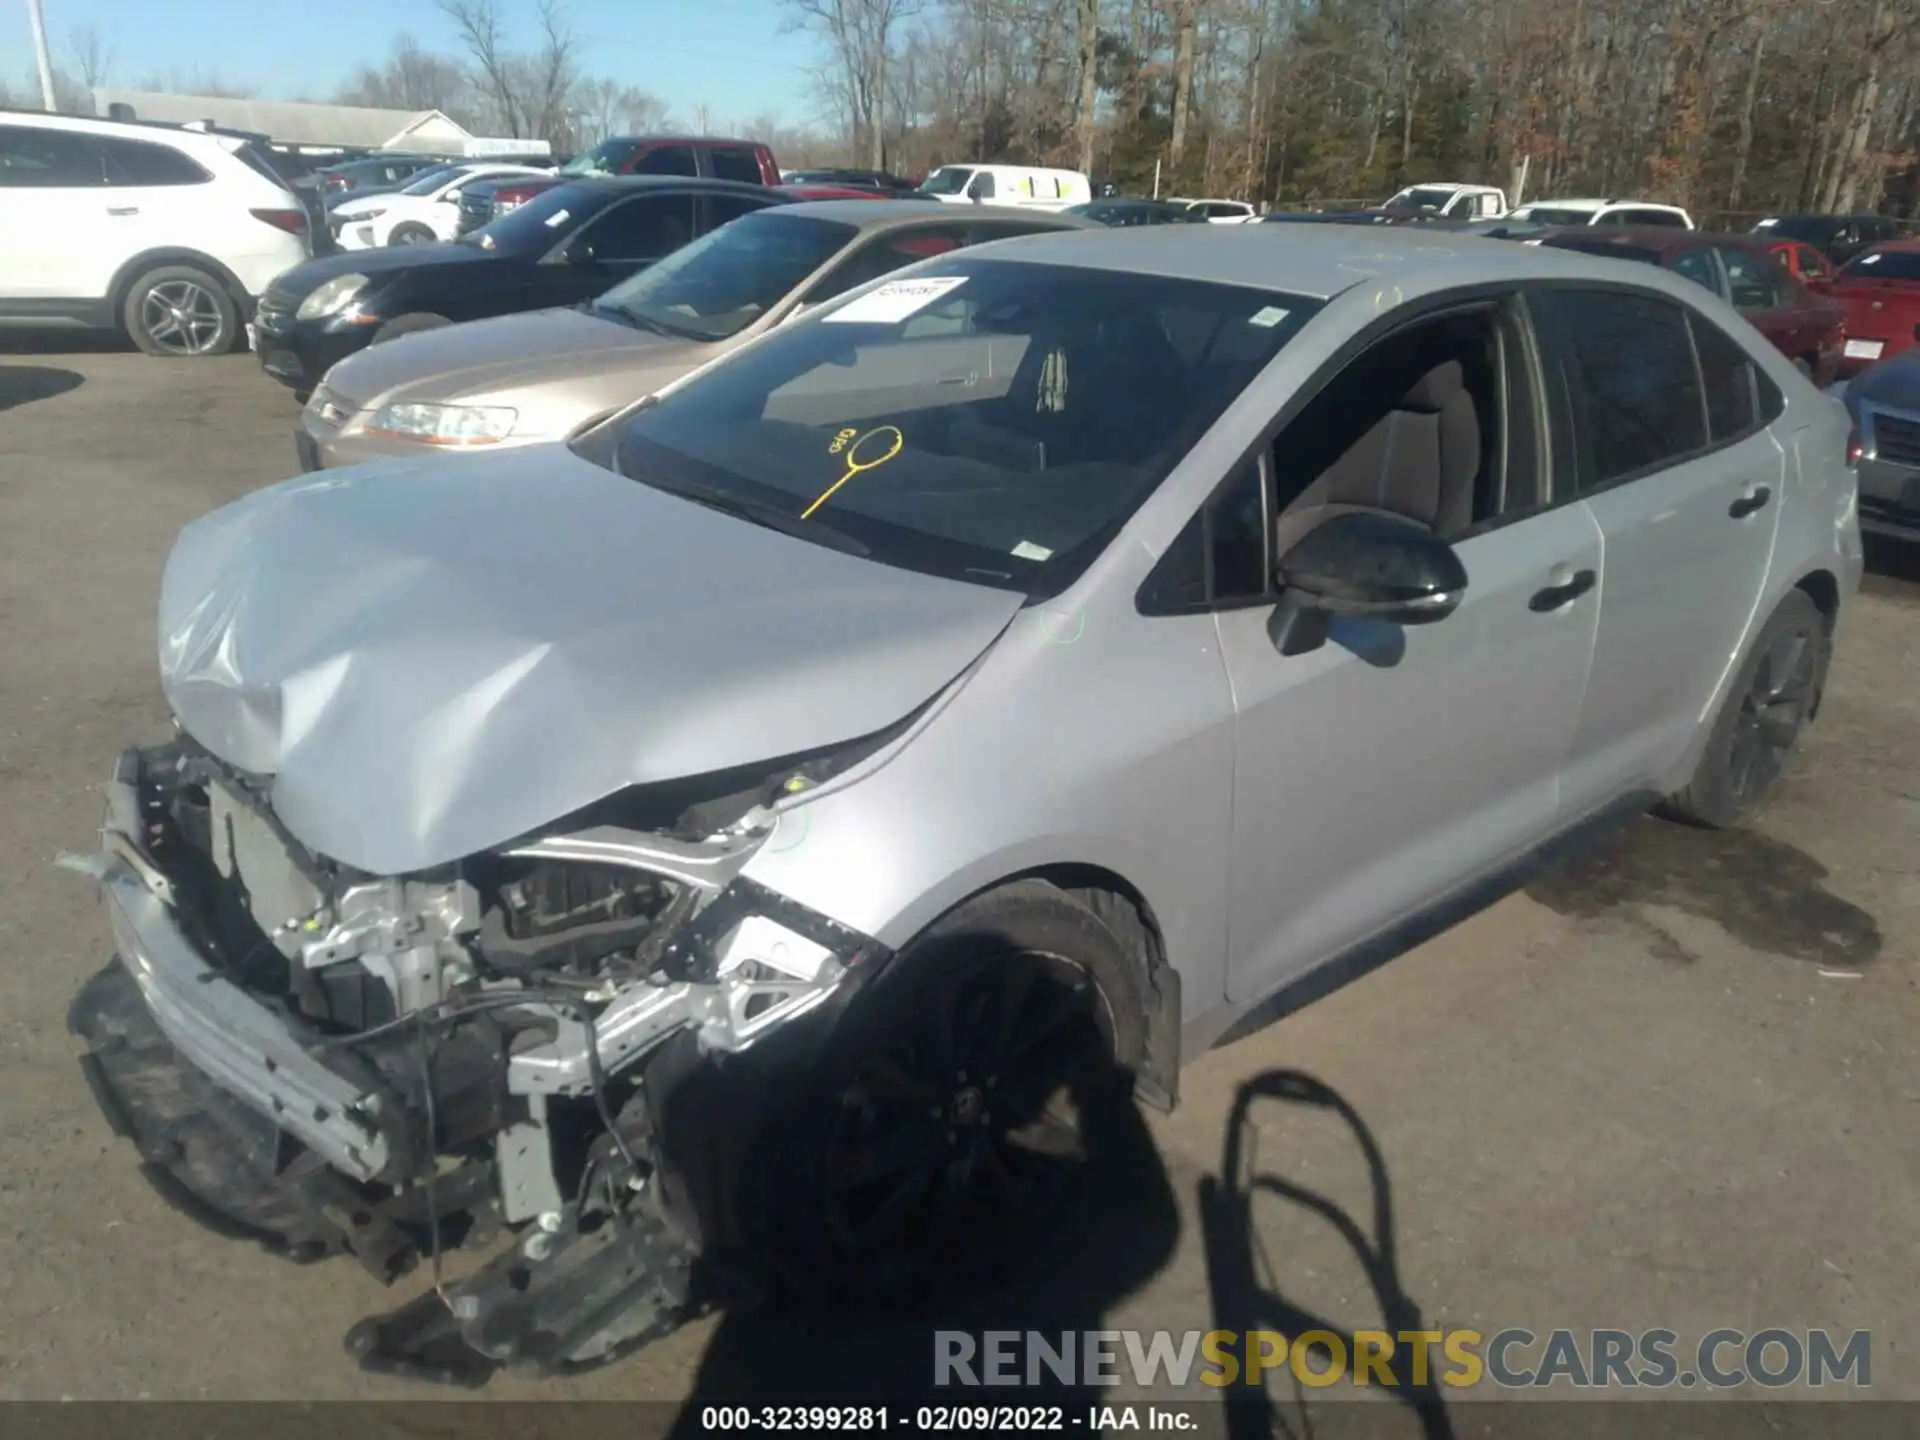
left=158, top=444, right=1023, bottom=875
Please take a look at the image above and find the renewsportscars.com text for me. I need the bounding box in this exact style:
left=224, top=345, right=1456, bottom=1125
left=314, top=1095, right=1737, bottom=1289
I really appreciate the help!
left=934, top=1328, right=1872, bottom=1391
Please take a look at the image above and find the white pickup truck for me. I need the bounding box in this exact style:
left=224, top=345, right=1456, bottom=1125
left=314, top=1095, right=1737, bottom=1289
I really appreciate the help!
left=1382, top=182, right=1510, bottom=219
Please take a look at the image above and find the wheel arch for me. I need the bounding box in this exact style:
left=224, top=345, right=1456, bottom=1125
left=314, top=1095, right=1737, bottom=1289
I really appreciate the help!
left=1790, top=566, right=1841, bottom=719
left=893, top=861, right=1184, bottom=1111
left=108, top=248, right=252, bottom=322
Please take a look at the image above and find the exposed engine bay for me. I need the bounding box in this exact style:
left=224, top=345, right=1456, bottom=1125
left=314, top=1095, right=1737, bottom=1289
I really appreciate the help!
left=66, top=736, right=892, bottom=1385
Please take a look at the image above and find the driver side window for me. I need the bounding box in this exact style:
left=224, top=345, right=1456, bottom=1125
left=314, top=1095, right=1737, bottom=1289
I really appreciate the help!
left=1141, top=298, right=1538, bottom=615
left=578, top=194, right=696, bottom=263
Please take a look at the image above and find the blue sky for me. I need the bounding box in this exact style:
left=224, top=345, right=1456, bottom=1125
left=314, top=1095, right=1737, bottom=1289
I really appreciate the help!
left=4, top=0, right=823, bottom=127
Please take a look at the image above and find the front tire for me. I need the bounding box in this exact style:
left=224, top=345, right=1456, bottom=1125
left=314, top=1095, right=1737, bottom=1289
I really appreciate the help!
left=1659, top=589, right=1828, bottom=828
left=764, top=881, right=1147, bottom=1305
left=387, top=222, right=437, bottom=246
left=122, top=264, right=240, bottom=357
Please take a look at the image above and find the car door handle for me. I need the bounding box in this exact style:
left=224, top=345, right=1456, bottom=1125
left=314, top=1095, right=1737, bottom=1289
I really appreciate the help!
left=106, top=206, right=139, bottom=216
left=1528, top=568, right=1597, bottom=612
left=1729, top=486, right=1772, bottom=519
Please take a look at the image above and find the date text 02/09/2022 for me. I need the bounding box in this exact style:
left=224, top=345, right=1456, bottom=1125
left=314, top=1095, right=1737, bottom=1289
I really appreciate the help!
left=699, top=1404, right=1198, bottom=1431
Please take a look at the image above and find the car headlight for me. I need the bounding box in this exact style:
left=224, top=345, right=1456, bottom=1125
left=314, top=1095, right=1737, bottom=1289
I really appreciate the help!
left=366, top=401, right=519, bottom=446
left=354, top=207, right=387, bottom=221
left=296, top=273, right=371, bottom=321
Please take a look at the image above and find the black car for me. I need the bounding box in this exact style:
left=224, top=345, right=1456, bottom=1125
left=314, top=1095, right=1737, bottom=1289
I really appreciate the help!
left=1751, top=213, right=1912, bottom=266
left=783, top=167, right=920, bottom=194
left=252, top=177, right=789, bottom=394
left=454, top=173, right=563, bottom=236
left=315, top=153, right=446, bottom=195
left=1063, top=198, right=1207, bottom=227
left=1842, top=346, right=1920, bottom=543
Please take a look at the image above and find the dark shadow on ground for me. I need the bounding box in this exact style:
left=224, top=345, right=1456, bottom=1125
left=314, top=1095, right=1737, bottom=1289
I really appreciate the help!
left=1862, top=533, right=1920, bottom=594
left=1201, top=1070, right=1454, bottom=1440
left=0, top=365, right=84, bottom=412
left=665, top=1065, right=1182, bottom=1435
left=1526, top=815, right=1881, bottom=970
left=0, top=330, right=129, bottom=356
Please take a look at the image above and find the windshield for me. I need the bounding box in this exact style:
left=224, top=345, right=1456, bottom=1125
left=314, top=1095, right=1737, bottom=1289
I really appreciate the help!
left=591, top=213, right=858, bottom=341
left=591, top=258, right=1321, bottom=595
left=1512, top=206, right=1595, bottom=227
left=560, top=140, right=633, bottom=177
left=464, top=183, right=597, bottom=252
left=400, top=164, right=467, bottom=197
left=1391, top=187, right=1456, bottom=211
left=1840, top=249, right=1920, bottom=281
left=918, top=166, right=974, bottom=196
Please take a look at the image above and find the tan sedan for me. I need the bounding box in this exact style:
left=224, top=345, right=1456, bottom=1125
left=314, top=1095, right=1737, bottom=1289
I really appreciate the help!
left=295, top=199, right=1096, bottom=469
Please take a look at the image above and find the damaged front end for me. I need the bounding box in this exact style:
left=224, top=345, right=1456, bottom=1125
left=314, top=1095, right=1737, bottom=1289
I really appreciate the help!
left=66, top=736, right=891, bottom=1385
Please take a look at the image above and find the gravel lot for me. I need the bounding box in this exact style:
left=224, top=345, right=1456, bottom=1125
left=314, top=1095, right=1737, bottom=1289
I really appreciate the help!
left=0, top=344, right=1914, bottom=1415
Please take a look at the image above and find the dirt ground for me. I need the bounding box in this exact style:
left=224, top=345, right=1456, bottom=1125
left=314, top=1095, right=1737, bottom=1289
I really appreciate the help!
left=0, top=345, right=1914, bottom=1418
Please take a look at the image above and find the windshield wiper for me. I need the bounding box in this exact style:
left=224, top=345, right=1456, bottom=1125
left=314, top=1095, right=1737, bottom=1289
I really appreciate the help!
left=633, top=473, right=869, bottom=557
left=589, top=302, right=706, bottom=341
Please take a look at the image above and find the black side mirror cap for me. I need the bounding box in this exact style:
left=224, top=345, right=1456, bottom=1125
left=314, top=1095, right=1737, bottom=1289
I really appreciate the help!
left=1268, top=510, right=1468, bottom=655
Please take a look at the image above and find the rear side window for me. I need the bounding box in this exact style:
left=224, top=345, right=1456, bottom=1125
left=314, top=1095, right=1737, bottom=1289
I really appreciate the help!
left=100, top=137, right=210, bottom=187
left=636, top=145, right=699, bottom=177
left=1532, top=288, right=1707, bottom=490
left=708, top=146, right=763, bottom=184
left=1690, top=315, right=1758, bottom=442
left=1671, top=248, right=1719, bottom=293
left=1839, top=249, right=1920, bottom=280
left=0, top=125, right=105, bottom=187
left=1625, top=209, right=1688, bottom=227
left=1715, top=246, right=1781, bottom=312
left=803, top=226, right=969, bottom=304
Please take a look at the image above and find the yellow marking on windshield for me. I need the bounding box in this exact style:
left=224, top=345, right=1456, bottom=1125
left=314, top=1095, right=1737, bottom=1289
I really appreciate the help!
left=802, top=425, right=904, bottom=519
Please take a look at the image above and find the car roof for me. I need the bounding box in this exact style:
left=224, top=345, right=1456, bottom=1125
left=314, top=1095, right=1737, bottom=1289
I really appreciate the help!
left=773, top=198, right=1097, bottom=231
left=960, top=222, right=1736, bottom=301
left=595, top=134, right=769, bottom=147
left=551, top=175, right=779, bottom=197
left=1537, top=225, right=1761, bottom=253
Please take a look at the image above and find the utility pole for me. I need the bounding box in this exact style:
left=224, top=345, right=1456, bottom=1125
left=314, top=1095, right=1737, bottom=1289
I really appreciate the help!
left=27, top=0, right=60, bottom=111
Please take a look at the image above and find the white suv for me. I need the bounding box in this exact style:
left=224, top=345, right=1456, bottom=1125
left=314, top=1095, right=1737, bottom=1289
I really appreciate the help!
left=0, top=110, right=311, bottom=356
left=328, top=162, right=552, bottom=250
left=1507, top=197, right=1695, bottom=229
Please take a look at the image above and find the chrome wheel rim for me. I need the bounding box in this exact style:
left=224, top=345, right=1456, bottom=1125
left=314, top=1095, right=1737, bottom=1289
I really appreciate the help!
left=141, top=280, right=225, bottom=355
left=1728, top=624, right=1818, bottom=807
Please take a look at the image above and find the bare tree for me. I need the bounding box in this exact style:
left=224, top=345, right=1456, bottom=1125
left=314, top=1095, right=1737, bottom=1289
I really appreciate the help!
left=437, top=0, right=579, bottom=143
left=68, top=25, right=111, bottom=91
left=785, top=0, right=927, bottom=168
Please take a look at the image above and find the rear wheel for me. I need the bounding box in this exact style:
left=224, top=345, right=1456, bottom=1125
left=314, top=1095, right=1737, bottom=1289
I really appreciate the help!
left=122, top=264, right=239, bottom=357
left=764, top=882, right=1146, bottom=1305
left=1659, top=589, right=1828, bottom=828
left=371, top=312, right=451, bottom=345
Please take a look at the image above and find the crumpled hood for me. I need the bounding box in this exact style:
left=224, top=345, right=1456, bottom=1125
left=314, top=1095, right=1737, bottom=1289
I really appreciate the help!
left=326, top=307, right=695, bottom=409
left=159, top=445, right=1023, bottom=875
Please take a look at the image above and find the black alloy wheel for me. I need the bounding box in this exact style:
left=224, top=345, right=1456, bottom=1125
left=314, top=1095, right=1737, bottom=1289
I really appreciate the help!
left=815, top=948, right=1116, bottom=1292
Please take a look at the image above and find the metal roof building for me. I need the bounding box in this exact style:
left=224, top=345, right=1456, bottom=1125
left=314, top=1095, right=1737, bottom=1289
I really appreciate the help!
left=90, top=89, right=475, bottom=152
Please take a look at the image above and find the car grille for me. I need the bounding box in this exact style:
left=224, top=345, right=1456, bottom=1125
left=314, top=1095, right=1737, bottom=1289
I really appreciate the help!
left=456, top=193, right=492, bottom=235
left=1872, top=411, right=1920, bottom=468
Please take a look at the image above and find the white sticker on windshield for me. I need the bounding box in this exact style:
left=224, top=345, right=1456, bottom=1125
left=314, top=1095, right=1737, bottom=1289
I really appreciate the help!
left=823, top=275, right=968, bottom=324
left=1858, top=252, right=1882, bottom=265
left=544, top=208, right=571, bottom=228
left=1011, top=540, right=1053, bottom=561
left=1249, top=305, right=1291, bottom=328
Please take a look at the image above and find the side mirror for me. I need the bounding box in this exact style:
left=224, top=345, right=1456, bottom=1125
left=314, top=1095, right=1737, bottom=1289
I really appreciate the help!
left=440, top=189, right=461, bottom=204
left=1268, top=511, right=1468, bottom=656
